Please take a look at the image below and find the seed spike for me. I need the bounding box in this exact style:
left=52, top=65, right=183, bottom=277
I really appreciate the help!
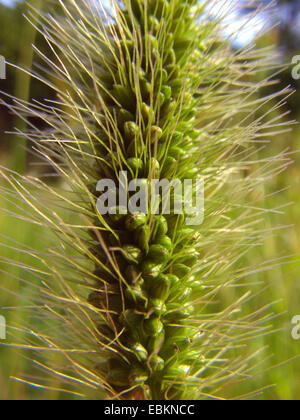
left=0, top=0, right=292, bottom=400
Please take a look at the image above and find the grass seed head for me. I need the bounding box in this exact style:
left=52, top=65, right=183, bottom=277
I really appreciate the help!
left=0, top=0, right=293, bottom=400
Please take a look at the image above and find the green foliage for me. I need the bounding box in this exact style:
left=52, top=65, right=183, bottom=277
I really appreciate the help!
left=0, top=0, right=292, bottom=400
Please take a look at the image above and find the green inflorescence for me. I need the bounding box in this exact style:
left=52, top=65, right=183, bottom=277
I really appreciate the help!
left=1, top=0, right=290, bottom=401
left=87, top=0, right=206, bottom=399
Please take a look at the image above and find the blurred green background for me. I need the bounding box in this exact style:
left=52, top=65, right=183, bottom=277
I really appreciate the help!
left=0, top=0, right=299, bottom=400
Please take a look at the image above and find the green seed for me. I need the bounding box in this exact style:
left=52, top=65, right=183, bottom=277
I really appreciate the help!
left=129, top=363, right=148, bottom=385
left=172, top=263, right=191, bottom=277
left=161, top=156, right=177, bottom=176
left=182, top=252, right=199, bottom=267
left=150, top=125, right=163, bottom=143
left=149, top=15, right=160, bottom=33
left=127, top=138, right=144, bottom=156
left=141, top=102, right=150, bottom=122
left=165, top=274, right=180, bottom=288
left=121, top=309, right=144, bottom=329
left=122, top=244, right=143, bottom=264
left=147, top=274, right=171, bottom=300
left=165, top=48, right=176, bottom=65
left=172, top=131, right=184, bottom=145
left=185, top=167, right=198, bottom=178
left=162, top=99, right=177, bottom=117
left=178, top=228, right=195, bottom=245
left=147, top=330, right=165, bottom=354
left=140, top=260, right=162, bottom=279
left=158, top=91, right=166, bottom=106
left=125, top=286, right=148, bottom=310
left=125, top=264, right=143, bottom=285
left=144, top=316, right=164, bottom=336
left=150, top=355, right=165, bottom=371
left=124, top=121, right=139, bottom=142
left=164, top=308, right=192, bottom=322
left=153, top=215, right=168, bottom=238
left=167, top=364, right=191, bottom=378
left=149, top=298, right=167, bottom=316
left=165, top=64, right=180, bottom=79
left=132, top=343, right=148, bottom=362
left=181, top=287, right=192, bottom=300
left=184, top=351, right=205, bottom=365
left=174, top=337, right=192, bottom=353
left=153, top=234, right=172, bottom=251
left=169, top=285, right=192, bottom=302
left=140, top=78, right=152, bottom=101
left=170, top=78, right=184, bottom=95
left=188, top=129, right=200, bottom=139
left=119, top=108, right=134, bottom=126
left=190, top=280, right=202, bottom=291
left=178, top=248, right=200, bottom=267
left=125, top=212, right=147, bottom=231
left=169, top=147, right=186, bottom=160
left=148, top=244, right=169, bottom=264
left=145, top=157, right=160, bottom=174
left=127, top=157, right=144, bottom=173
left=112, top=84, right=134, bottom=108
left=161, top=85, right=172, bottom=101
left=135, top=225, right=150, bottom=254
left=148, top=34, right=159, bottom=51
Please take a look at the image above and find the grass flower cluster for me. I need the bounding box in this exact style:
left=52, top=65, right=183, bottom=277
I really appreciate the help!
left=0, top=0, right=292, bottom=400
